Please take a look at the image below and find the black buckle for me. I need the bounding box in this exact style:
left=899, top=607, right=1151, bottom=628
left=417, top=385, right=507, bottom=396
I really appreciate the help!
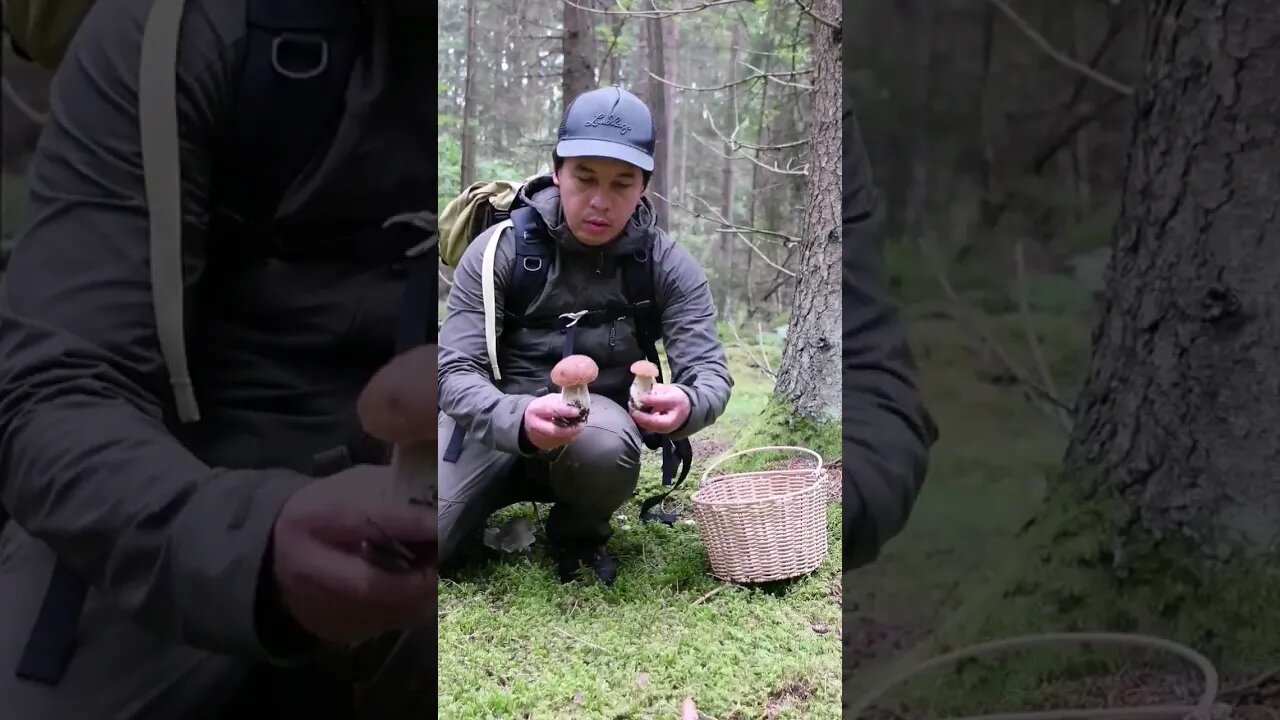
left=272, top=33, right=330, bottom=80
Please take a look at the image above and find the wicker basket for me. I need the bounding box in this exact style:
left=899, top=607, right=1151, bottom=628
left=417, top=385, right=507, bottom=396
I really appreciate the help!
left=690, top=446, right=828, bottom=583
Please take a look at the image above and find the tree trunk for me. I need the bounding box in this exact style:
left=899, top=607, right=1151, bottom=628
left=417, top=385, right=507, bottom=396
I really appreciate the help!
left=920, top=8, right=1280, bottom=710
left=1064, top=0, right=1280, bottom=563
left=645, top=10, right=670, bottom=232
left=561, top=0, right=596, bottom=110
left=772, top=0, right=841, bottom=423
left=459, top=0, right=478, bottom=188
left=716, top=25, right=740, bottom=319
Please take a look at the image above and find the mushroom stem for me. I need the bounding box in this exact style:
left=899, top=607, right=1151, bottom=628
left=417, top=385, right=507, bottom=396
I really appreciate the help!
left=561, top=383, right=590, bottom=411
left=629, top=376, right=654, bottom=410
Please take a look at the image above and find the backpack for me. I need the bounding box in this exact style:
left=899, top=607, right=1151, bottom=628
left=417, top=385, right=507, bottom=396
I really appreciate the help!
left=2, top=0, right=404, bottom=688
left=438, top=181, right=693, bottom=526
left=3, top=0, right=95, bottom=68
left=5, top=0, right=377, bottom=425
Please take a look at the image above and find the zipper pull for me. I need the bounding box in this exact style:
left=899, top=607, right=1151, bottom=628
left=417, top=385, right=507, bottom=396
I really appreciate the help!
left=609, top=319, right=617, bottom=347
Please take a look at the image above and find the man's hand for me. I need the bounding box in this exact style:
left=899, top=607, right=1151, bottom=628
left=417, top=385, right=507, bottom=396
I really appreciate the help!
left=271, top=465, right=436, bottom=645
left=630, top=385, right=691, bottom=434
left=522, top=394, right=586, bottom=450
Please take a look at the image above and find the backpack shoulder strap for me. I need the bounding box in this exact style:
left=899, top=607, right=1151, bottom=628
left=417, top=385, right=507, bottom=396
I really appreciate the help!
left=481, top=218, right=513, bottom=380
left=217, top=0, right=366, bottom=228
left=140, top=0, right=196, bottom=421
left=504, top=205, right=553, bottom=322
left=148, top=0, right=364, bottom=424
left=620, top=234, right=696, bottom=525
left=620, top=235, right=662, bottom=372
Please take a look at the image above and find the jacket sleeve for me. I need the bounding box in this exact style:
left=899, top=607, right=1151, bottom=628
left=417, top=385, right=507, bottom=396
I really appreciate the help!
left=653, top=237, right=734, bottom=440
left=842, top=104, right=938, bottom=571
left=437, top=226, right=536, bottom=455
left=0, top=0, right=314, bottom=662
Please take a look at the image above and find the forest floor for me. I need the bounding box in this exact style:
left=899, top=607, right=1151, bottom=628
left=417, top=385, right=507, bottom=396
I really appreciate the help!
left=437, top=343, right=845, bottom=719
left=844, top=253, right=1280, bottom=718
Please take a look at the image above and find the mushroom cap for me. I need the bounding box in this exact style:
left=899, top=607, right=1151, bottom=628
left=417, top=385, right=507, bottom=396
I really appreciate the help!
left=551, top=354, right=599, bottom=387
left=357, top=345, right=438, bottom=445
left=630, top=360, right=659, bottom=379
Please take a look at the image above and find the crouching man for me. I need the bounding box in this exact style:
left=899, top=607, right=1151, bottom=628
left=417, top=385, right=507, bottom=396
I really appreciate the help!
left=437, top=86, right=733, bottom=584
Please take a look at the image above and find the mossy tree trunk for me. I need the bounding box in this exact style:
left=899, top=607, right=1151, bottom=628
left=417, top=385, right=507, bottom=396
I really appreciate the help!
left=1065, top=0, right=1280, bottom=575
left=772, top=0, right=841, bottom=427
left=908, top=4, right=1280, bottom=712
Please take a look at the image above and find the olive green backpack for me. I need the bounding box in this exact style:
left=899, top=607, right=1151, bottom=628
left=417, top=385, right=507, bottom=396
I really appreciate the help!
left=3, top=0, right=97, bottom=68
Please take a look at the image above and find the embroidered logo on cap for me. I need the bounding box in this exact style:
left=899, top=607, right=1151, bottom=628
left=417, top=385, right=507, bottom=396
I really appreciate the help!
left=584, top=113, right=633, bottom=136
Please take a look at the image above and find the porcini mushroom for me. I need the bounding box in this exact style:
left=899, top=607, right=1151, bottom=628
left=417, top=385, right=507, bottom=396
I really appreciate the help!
left=357, top=344, right=438, bottom=447
left=551, top=354, right=598, bottom=426
left=355, top=344, right=437, bottom=573
left=629, top=359, right=659, bottom=411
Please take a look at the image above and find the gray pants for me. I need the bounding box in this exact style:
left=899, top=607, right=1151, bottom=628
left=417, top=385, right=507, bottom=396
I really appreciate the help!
left=0, top=517, right=431, bottom=719
left=438, top=394, right=643, bottom=563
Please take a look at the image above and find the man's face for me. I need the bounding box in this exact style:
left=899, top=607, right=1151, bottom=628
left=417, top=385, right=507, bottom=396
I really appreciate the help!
left=552, top=157, right=647, bottom=246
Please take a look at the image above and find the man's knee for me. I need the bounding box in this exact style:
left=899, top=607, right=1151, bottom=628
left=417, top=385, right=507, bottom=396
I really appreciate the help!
left=553, top=396, right=642, bottom=499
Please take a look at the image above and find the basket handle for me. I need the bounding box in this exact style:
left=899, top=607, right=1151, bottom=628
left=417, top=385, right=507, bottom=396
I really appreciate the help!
left=698, top=445, right=824, bottom=486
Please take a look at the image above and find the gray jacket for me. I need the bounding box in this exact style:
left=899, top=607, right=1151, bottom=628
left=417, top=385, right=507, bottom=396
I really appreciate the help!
left=843, top=102, right=939, bottom=570
left=438, top=175, right=734, bottom=454
left=0, top=0, right=428, bottom=683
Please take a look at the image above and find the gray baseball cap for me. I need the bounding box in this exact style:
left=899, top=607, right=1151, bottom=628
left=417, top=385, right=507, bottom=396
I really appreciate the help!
left=555, top=86, right=656, bottom=172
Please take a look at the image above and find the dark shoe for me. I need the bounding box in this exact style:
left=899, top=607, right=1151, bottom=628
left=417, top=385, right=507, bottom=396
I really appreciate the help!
left=552, top=541, right=617, bottom=585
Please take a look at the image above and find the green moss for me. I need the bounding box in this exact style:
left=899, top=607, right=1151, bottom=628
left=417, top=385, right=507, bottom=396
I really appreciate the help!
left=877, top=483, right=1280, bottom=716
left=720, top=396, right=840, bottom=474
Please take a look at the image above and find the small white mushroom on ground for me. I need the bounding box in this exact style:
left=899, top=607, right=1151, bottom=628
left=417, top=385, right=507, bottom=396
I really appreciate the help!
left=629, top=359, right=659, bottom=411
left=551, top=354, right=599, bottom=425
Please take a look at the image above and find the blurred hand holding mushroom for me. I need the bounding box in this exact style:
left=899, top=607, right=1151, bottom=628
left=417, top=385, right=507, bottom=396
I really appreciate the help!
left=520, top=395, right=588, bottom=451
left=356, top=344, right=438, bottom=571
left=629, top=383, right=692, bottom=435
left=517, top=355, right=601, bottom=451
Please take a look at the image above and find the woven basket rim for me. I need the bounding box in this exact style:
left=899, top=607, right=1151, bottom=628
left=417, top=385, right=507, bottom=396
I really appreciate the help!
left=691, top=469, right=825, bottom=508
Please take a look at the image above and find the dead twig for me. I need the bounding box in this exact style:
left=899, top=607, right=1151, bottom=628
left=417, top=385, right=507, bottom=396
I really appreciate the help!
left=793, top=0, right=839, bottom=31
left=915, top=233, right=1075, bottom=421
left=691, top=585, right=727, bottom=606
left=1014, top=240, right=1073, bottom=432
left=550, top=626, right=610, bottom=654
left=729, top=322, right=776, bottom=378
left=1219, top=665, right=1280, bottom=701
left=561, top=0, right=752, bottom=20
left=646, top=67, right=810, bottom=94
left=652, top=191, right=799, bottom=276
left=756, top=322, right=773, bottom=375
left=699, top=113, right=809, bottom=176
left=985, top=0, right=1134, bottom=97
